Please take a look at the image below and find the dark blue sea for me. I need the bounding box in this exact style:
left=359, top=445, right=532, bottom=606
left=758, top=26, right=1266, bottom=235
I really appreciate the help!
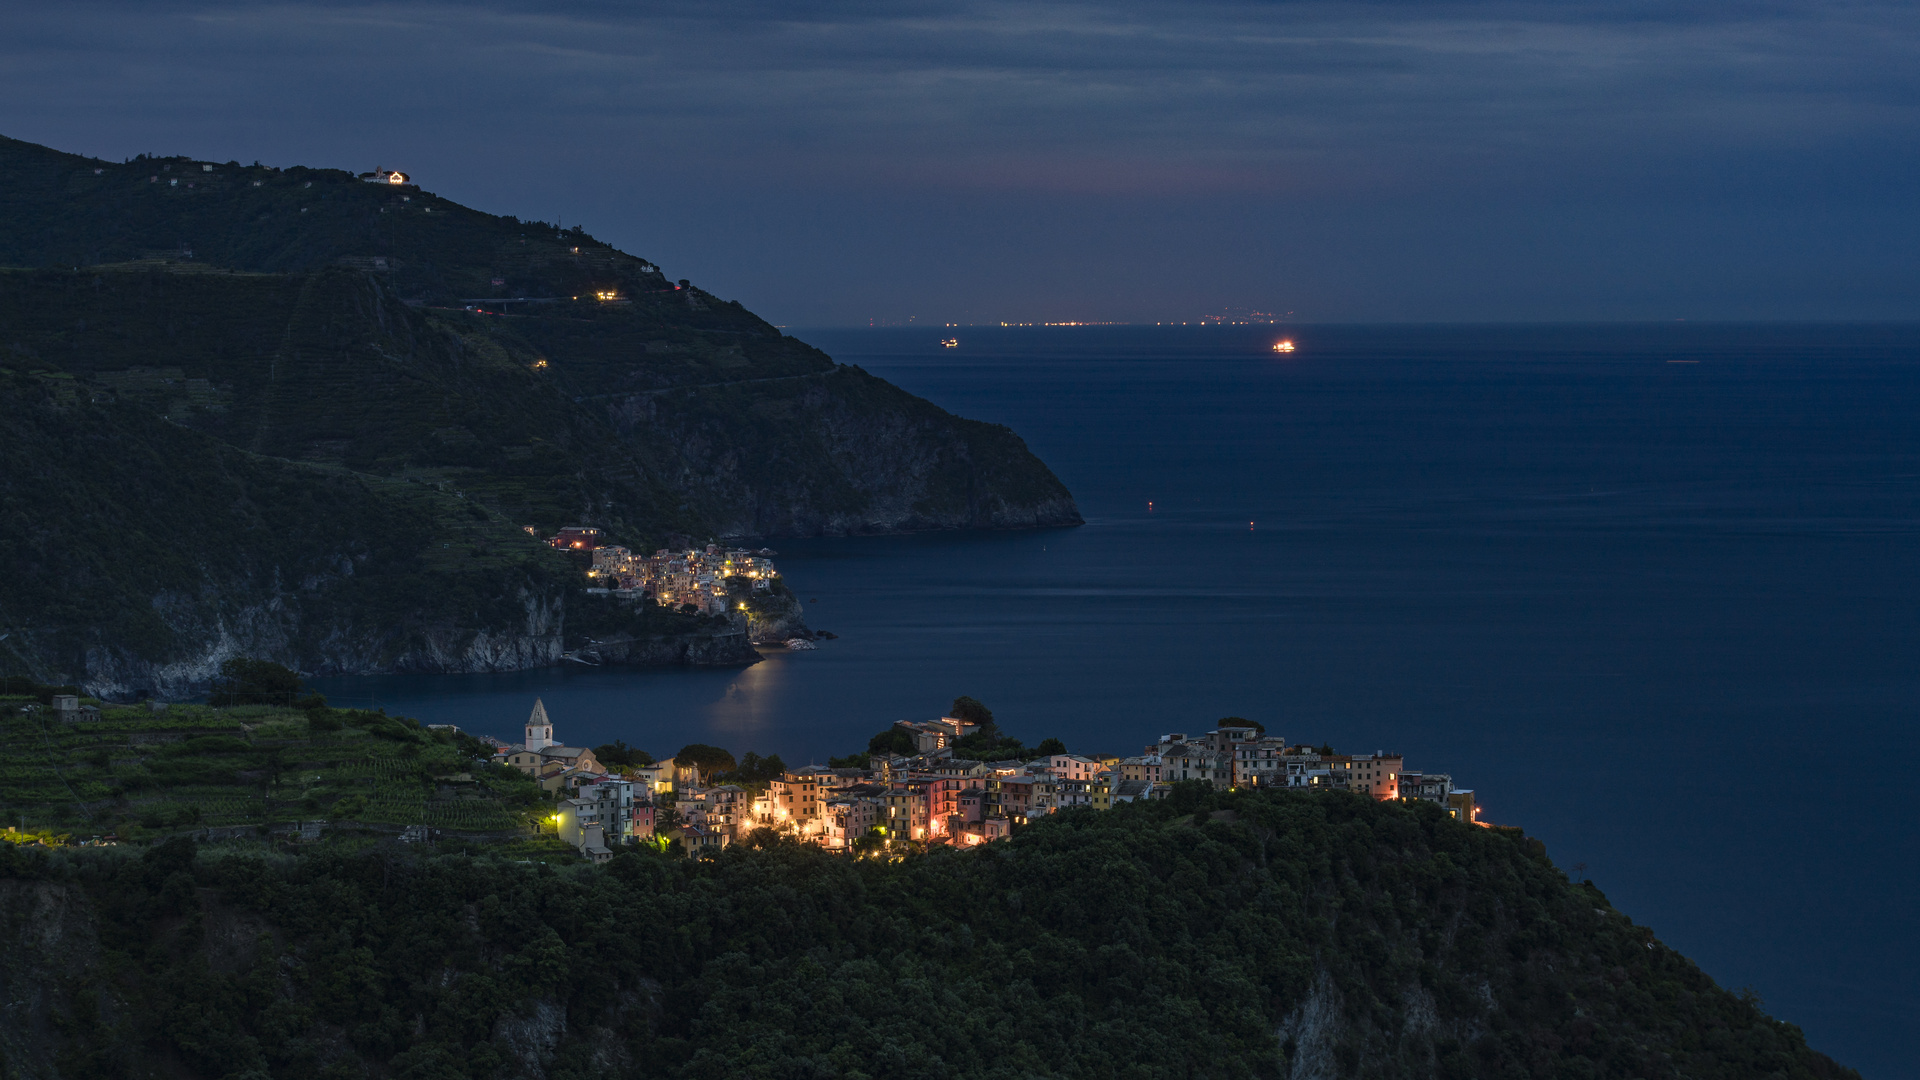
left=317, top=324, right=1920, bottom=1075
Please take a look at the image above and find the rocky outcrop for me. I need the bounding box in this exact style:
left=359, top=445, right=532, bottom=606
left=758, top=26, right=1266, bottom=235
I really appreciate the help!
left=742, top=590, right=811, bottom=644
left=61, top=582, right=572, bottom=699
left=570, top=627, right=759, bottom=668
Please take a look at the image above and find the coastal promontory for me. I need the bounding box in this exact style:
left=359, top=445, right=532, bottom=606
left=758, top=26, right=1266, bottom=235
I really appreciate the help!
left=0, top=135, right=1081, bottom=695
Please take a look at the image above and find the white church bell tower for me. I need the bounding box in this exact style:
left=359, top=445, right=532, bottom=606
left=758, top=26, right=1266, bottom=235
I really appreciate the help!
left=526, top=699, right=554, bottom=751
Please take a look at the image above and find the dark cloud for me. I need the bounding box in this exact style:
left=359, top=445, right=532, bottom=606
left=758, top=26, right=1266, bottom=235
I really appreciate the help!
left=3, top=0, right=1916, bottom=320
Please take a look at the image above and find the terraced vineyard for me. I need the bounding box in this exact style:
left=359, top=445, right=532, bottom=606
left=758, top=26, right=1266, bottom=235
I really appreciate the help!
left=0, top=696, right=542, bottom=840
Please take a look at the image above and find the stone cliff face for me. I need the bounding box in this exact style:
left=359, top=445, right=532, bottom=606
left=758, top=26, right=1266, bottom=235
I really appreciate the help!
left=571, top=628, right=759, bottom=668
left=742, top=591, right=811, bottom=643
left=56, top=575, right=573, bottom=700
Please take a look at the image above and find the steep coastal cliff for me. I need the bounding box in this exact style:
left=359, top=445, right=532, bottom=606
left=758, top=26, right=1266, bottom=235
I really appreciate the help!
left=0, top=135, right=1079, bottom=694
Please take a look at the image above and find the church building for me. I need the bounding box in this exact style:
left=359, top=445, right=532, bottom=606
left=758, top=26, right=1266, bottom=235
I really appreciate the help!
left=505, top=698, right=602, bottom=778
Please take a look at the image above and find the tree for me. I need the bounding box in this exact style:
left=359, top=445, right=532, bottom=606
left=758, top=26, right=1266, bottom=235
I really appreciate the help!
left=867, top=727, right=916, bottom=758
left=949, top=696, right=1002, bottom=750
left=1034, top=737, right=1067, bottom=756
left=208, top=658, right=302, bottom=706
left=949, top=695, right=995, bottom=730
left=720, top=752, right=787, bottom=787
left=593, top=740, right=654, bottom=768
left=674, top=744, right=736, bottom=784
left=1218, top=717, right=1265, bottom=733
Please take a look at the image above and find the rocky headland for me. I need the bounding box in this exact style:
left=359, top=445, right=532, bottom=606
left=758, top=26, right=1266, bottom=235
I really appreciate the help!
left=0, top=134, right=1079, bottom=696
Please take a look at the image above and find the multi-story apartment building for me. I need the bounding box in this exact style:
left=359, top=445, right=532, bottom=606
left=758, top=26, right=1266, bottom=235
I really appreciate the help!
left=1159, top=741, right=1231, bottom=785
left=1054, top=778, right=1096, bottom=809
left=1091, top=774, right=1113, bottom=811
left=679, top=784, right=747, bottom=842
left=883, top=778, right=936, bottom=840
left=1348, top=753, right=1405, bottom=799
left=988, top=773, right=1055, bottom=822
left=1399, top=771, right=1453, bottom=804
left=1048, top=754, right=1103, bottom=784
left=764, top=765, right=840, bottom=835
left=824, top=795, right=879, bottom=850
left=955, top=786, right=986, bottom=827
left=629, top=761, right=674, bottom=798
left=1229, top=739, right=1289, bottom=787
left=557, top=776, right=643, bottom=861
left=1284, top=749, right=1351, bottom=789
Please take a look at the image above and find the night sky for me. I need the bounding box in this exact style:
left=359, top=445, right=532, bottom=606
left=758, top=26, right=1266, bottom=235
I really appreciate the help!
left=6, top=0, right=1917, bottom=325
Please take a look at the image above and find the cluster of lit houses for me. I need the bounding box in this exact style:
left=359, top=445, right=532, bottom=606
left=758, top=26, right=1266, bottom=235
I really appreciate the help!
left=490, top=701, right=1479, bottom=862
left=541, top=527, right=778, bottom=617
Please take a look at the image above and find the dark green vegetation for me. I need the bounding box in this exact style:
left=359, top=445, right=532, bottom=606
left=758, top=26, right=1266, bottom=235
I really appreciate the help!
left=622, top=744, right=787, bottom=793
left=948, top=695, right=1063, bottom=761
left=670, top=744, right=736, bottom=778
left=0, top=368, right=737, bottom=692
left=710, top=751, right=789, bottom=792
left=0, top=134, right=1079, bottom=692
left=833, top=697, right=1067, bottom=769
left=0, top=787, right=1855, bottom=1080
left=589, top=741, right=655, bottom=769
left=0, top=694, right=540, bottom=838
left=207, top=659, right=321, bottom=708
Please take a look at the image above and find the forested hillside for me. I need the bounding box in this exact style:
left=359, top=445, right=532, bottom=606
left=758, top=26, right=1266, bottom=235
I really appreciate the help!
left=0, top=134, right=1079, bottom=692
left=0, top=786, right=1856, bottom=1080
left=0, top=372, right=751, bottom=695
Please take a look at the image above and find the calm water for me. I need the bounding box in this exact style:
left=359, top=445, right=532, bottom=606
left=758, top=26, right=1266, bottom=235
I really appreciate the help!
left=317, top=324, right=1920, bottom=1075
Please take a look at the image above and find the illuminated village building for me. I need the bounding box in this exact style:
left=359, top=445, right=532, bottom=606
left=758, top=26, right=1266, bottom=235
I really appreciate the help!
left=628, top=760, right=675, bottom=798
left=549, top=526, right=603, bottom=551
left=505, top=699, right=1479, bottom=858
left=503, top=699, right=604, bottom=787
left=1048, top=754, right=1102, bottom=783
left=581, top=542, right=781, bottom=616
left=496, top=701, right=665, bottom=858
left=824, top=790, right=882, bottom=849
left=555, top=776, right=641, bottom=863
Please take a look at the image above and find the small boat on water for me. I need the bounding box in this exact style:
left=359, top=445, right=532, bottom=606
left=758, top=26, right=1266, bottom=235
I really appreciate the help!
left=940, top=338, right=959, bottom=348
left=1272, top=340, right=1296, bottom=353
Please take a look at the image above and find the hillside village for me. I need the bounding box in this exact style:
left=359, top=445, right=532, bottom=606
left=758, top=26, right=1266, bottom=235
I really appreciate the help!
left=497, top=700, right=1482, bottom=861
left=559, top=531, right=779, bottom=618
